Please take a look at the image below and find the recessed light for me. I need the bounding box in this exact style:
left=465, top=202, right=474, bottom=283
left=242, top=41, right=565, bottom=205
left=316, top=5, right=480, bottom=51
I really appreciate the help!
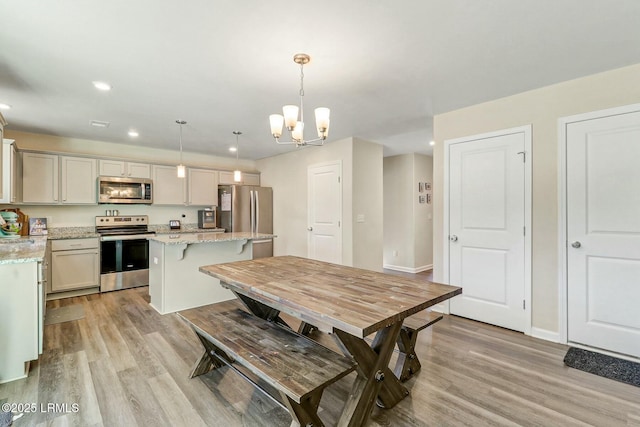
left=229, top=147, right=237, bottom=152
left=92, top=81, right=112, bottom=91
left=91, top=120, right=110, bottom=128
left=128, top=130, right=139, bottom=137
left=0, top=103, right=12, bottom=110
left=429, top=140, right=435, bottom=146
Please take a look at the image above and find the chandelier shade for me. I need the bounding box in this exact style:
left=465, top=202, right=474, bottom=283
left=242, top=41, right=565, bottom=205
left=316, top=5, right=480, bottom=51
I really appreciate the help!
left=176, top=120, right=186, bottom=178
left=269, top=53, right=330, bottom=147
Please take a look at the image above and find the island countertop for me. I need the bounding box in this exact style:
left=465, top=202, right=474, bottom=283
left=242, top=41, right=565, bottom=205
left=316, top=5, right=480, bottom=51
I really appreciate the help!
left=0, top=236, right=48, bottom=265
left=149, top=231, right=276, bottom=245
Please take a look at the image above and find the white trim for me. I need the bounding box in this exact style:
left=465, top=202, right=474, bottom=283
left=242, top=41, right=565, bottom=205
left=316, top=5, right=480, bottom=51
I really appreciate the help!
left=383, top=264, right=432, bottom=274
left=557, top=102, right=640, bottom=347
left=443, top=125, right=532, bottom=335
left=531, top=327, right=562, bottom=343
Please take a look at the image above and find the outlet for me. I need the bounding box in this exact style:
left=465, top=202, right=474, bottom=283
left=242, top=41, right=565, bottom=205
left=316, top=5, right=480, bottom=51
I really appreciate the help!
left=153, top=257, right=159, bottom=265
left=356, top=214, right=365, bottom=223
left=393, top=250, right=398, bottom=257
left=46, top=216, right=53, bottom=225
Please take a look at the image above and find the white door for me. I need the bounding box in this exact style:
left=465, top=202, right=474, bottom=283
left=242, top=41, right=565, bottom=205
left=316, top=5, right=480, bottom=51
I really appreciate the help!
left=566, top=107, right=640, bottom=358
left=308, top=162, right=342, bottom=264
left=447, top=127, right=529, bottom=332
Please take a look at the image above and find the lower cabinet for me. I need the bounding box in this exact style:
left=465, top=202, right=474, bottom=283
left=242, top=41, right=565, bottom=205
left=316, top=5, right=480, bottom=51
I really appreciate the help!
left=51, top=238, right=100, bottom=293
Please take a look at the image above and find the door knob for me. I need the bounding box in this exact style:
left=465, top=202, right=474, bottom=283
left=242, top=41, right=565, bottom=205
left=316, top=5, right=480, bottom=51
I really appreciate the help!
left=307, top=227, right=313, bottom=231
left=450, top=235, right=458, bottom=242
left=571, top=241, right=581, bottom=248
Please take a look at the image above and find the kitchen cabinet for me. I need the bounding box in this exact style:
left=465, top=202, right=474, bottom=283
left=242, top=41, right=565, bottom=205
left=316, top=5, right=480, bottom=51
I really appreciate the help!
left=22, top=152, right=59, bottom=203
left=0, top=260, right=42, bottom=383
left=99, top=159, right=151, bottom=179
left=188, top=168, right=218, bottom=206
left=0, top=139, right=20, bottom=204
left=23, top=153, right=97, bottom=204
left=219, top=171, right=260, bottom=186
left=0, top=113, right=5, bottom=200
left=51, top=238, right=100, bottom=292
left=61, top=156, right=97, bottom=204
left=152, top=164, right=187, bottom=205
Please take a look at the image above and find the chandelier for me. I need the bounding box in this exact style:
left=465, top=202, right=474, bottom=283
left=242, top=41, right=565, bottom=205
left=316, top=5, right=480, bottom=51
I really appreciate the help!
left=269, top=53, right=330, bottom=147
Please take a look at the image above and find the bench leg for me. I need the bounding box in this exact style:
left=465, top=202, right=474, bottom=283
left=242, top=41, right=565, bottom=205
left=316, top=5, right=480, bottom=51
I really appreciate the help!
left=189, top=331, right=232, bottom=378
left=281, top=389, right=324, bottom=427
left=393, top=328, right=422, bottom=382
left=235, top=292, right=291, bottom=328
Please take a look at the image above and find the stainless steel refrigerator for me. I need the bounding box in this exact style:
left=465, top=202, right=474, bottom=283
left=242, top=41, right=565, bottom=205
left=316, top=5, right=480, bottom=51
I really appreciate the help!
left=217, top=185, right=273, bottom=259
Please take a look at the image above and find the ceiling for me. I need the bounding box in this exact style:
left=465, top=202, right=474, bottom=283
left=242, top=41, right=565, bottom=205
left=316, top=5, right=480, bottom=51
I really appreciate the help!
left=1, top=1, right=640, bottom=161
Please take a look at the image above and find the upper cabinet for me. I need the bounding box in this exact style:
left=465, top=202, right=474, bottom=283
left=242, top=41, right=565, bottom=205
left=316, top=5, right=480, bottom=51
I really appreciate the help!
left=99, top=160, right=150, bottom=179
left=0, top=114, right=5, bottom=199
left=23, top=153, right=97, bottom=204
left=188, top=168, right=218, bottom=206
left=0, top=139, right=19, bottom=204
left=219, top=171, right=260, bottom=186
left=152, top=165, right=186, bottom=205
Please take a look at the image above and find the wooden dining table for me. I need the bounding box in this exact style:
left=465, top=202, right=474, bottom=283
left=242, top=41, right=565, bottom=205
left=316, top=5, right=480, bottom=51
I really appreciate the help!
left=199, top=255, right=462, bottom=427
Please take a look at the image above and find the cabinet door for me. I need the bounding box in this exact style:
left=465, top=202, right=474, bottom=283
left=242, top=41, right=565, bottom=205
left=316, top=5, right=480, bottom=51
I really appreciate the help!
left=188, top=168, right=218, bottom=206
left=152, top=165, right=186, bottom=205
left=218, top=171, right=234, bottom=185
left=61, top=156, right=97, bottom=204
left=243, top=173, right=261, bottom=186
left=99, top=159, right=126, bottom=176
left=51, top=248, right=100, bottom=292
left=127, top=162, right=151, bottom=179
left=22, top=152, right=59, bottom=203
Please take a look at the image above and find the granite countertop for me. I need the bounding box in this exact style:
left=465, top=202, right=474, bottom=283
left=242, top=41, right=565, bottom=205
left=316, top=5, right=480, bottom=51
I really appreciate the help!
left=149, top=231, right=276, bottom=245
left=150, top=224, right=226, bottom=234
left=0, top=236, right=48, bottom=265
left=47, top=227, right=98, bottom=240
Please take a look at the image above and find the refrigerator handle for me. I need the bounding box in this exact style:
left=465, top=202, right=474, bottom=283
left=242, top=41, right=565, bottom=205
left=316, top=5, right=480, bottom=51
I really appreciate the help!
left=255, top=190, right=260, bottom=233
left=250, top=190, right=255, bottom=233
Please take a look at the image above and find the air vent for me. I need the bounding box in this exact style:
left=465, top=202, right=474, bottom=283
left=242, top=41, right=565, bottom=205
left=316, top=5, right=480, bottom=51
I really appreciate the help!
left=91, top=120, right=110, bottom=128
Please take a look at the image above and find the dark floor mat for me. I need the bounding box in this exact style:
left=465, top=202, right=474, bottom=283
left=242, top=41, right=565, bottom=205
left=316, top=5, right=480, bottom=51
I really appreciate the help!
left=564, top=347, right=640, bottom=387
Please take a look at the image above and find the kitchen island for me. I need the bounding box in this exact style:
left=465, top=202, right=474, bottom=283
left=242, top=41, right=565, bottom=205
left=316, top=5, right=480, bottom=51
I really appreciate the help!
left=148, top=231, right=276, bottom=314
left=0, top=236, right=47, bottom=383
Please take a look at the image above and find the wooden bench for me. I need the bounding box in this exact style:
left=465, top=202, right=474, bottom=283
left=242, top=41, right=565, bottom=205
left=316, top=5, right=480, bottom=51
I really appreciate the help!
left=393, top=310, right=443, bottom=382
left=178, top=301, right=357, bottom=427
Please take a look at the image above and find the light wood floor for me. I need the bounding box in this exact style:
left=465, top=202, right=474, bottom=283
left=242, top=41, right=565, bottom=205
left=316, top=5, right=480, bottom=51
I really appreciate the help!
left=2, top=277, right=640, bottom=426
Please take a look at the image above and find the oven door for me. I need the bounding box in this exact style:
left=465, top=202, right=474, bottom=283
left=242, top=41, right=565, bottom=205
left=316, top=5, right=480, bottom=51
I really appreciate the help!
left=100, top=237, right=150, bottom=292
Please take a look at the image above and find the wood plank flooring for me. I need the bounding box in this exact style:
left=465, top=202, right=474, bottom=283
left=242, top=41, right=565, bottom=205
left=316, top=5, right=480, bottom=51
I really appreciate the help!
left=2, top=275, right=640, bottom=426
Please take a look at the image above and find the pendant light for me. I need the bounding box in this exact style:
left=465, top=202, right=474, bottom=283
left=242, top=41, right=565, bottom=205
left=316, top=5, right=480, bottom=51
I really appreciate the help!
left=176, top=120, right=187, bottom=178
left=233, top=131, right=242, bottom=183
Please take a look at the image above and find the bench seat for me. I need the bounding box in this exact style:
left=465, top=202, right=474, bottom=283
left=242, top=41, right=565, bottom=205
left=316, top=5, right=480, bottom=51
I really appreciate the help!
left=178, top=301, right=357, bottom=426
left=393, top=310, right=443, bottom=382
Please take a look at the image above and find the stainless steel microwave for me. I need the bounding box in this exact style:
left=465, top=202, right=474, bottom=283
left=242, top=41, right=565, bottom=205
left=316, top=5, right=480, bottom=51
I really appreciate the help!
left=98, top=176, right=153, bottom=204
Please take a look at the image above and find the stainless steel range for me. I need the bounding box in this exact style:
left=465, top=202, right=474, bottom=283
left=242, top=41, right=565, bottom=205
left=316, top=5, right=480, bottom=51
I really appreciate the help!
left=95, top=215, right=155, bottom=292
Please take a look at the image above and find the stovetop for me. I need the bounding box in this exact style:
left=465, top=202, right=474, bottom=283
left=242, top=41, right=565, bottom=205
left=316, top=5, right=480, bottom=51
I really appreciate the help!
left=95, top=215, right=150, bottom=234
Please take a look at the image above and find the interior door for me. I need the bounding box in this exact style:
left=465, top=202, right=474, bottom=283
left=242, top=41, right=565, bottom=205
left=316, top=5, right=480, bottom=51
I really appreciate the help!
left=307, top=162, right=342, bottom=264
left=566, top=108, right=640, bottom=358
left=448, top=129, right=527, bottom=332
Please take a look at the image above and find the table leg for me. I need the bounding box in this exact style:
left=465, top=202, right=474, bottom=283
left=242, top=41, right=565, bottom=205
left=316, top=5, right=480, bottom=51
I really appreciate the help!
left=334, top=322, right=408, bottom=427
left=234, top=292, right=290, bottom=328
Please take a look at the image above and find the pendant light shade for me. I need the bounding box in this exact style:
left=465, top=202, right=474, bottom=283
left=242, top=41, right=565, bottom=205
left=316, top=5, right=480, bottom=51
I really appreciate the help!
left=233, top=131, right=242, bottom=183
left=176, top=120, right=187, bottom=178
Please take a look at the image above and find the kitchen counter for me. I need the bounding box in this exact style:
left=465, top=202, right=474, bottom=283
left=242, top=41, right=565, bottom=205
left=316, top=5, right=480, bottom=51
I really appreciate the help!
left=0, top=236, right=47, bottom=265
left=149, top=231, right=275, bottom=245
left=148, top=232, right=276, bottom=315
left=47, top=227, right=98, bottom=240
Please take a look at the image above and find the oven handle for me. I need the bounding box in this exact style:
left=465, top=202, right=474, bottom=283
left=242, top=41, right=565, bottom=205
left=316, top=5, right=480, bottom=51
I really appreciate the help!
left=100, top=234, right=154, bottom=242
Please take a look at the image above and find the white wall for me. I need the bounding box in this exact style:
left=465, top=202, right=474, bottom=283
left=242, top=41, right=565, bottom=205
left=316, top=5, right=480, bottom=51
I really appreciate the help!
left=383, top=153, right=433, bottom=272
left=433, top=62, right=640, bottom=334
left=257, top=137, right=384, bottom=271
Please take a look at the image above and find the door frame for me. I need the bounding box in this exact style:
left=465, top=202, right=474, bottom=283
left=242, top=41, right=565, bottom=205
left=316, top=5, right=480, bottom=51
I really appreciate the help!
left=443, top=125, right=532, bottom=334
left=557, top=102, right=640, bottom=346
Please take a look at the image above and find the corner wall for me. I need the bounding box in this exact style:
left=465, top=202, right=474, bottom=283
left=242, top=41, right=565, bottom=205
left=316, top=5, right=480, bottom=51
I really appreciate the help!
left=433, top=62, right=640, bottom=335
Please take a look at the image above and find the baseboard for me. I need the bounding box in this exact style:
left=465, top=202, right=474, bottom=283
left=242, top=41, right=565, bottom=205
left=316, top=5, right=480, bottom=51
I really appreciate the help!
left=531, top=327, right=562, bottom=343
left=383, top=264, right=433, bottom=274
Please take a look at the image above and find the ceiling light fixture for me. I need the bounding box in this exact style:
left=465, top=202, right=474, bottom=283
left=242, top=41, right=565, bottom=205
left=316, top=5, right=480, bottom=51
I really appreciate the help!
left=233, top=131, right=242, bottom=183
left=176, top=120, right=186, bottom=178
left=128, top=130, right=139, bottom=137
left=0, top=103, right=12, bottom=110
left=92, top=81, right=112, bottom=91
left=269, top=53, right=330, bottom=147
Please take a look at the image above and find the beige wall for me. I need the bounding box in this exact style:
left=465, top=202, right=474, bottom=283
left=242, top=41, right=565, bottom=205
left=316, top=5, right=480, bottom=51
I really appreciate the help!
left=257, top=137, right=384, bottom=271
left=383, top=153, right=434, bottom=271
left=433, top=63, right=640, bottom=334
